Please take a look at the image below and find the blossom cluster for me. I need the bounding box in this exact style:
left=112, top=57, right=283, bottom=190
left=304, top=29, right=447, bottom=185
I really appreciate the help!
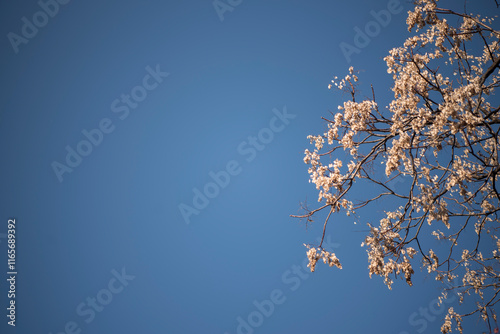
left=305, top=244, right=342, bottom=272
left=296, top=0, right=500, bottom=332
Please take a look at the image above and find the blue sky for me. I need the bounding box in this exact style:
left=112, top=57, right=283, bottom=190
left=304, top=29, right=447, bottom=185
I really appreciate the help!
left=0, top=0, right=496, bottom=333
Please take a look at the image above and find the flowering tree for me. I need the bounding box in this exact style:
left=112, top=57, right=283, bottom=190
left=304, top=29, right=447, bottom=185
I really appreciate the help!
left=293, top=1, right=500, bottom=332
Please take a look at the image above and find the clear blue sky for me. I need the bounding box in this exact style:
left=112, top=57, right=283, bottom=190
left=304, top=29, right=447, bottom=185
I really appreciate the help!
left=0, top=0, right=495, bottom=333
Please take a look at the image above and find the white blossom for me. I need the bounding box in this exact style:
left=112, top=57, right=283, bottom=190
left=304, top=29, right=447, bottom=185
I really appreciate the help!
left=293, top=1, right=500, bottom=332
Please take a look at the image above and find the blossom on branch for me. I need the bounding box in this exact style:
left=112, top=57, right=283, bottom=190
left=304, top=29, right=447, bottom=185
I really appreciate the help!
left=293, top=1, right=500, bottom=333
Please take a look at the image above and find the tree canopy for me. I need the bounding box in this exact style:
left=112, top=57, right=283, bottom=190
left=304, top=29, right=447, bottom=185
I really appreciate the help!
left=293, top=1, right=500, bottom=332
